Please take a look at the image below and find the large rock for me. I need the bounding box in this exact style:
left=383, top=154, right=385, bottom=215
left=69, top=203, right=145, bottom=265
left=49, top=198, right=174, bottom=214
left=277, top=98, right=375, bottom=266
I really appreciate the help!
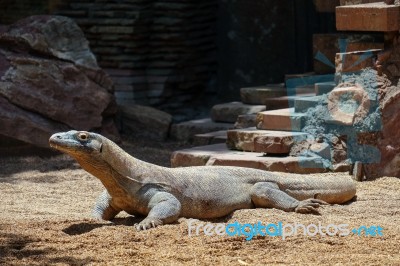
left=0, top=15, right=119, bottom=148
left=118, top=104, right=172, bottom=140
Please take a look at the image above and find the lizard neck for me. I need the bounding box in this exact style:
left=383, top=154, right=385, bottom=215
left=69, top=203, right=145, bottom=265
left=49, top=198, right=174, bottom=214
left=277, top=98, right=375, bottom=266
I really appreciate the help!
left=100, top=136, right=164, bottom=180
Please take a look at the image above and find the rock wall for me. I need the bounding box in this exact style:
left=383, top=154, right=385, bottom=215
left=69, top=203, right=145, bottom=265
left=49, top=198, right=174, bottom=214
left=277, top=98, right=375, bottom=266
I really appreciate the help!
left=0, top=16, right=119, bottom=148
left=53, top=0, right=218, bottom=111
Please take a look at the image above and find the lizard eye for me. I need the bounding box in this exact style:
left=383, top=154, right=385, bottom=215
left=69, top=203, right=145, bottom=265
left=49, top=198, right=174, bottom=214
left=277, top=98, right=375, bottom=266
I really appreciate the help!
left=77, top=132, right=89, bottom=141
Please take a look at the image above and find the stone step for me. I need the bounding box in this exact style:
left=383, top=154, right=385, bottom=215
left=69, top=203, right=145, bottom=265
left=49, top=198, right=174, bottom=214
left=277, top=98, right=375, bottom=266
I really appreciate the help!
left=211, top=102, right=266, bottom=123
left=170, top=118, right=233, bottom=142
left=265, top=93, right=315, bottom=110
left=336, top=49, right=382, bottom=74
left=336, top=2, right=400, bottom=32
left=226, top=127, right=310, bottom=153
left=234, top=114, right=257, bottom=129
left=240, top=84, right=286, bottom=105
left=315, top=81, right=336, bottom=95
left=193, top=130, right=227, bottom=146
left=294, top=95, right=325, bottom=113
left=171, top=143, right=328, bottom=174
left=312, top=33, right=384, bottom=74
left=256, top=108, right=307, bottom=131
left=285, top=72, right=335, bottom=94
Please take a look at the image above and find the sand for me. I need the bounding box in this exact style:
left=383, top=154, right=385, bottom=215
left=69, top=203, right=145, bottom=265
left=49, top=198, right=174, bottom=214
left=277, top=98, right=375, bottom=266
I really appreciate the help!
left=0, top=137, right=399, bottom=265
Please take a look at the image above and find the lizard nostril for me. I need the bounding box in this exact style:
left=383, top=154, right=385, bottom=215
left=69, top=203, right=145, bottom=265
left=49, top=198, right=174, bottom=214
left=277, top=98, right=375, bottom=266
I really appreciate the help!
left=56, top=135, right=62, bottom=139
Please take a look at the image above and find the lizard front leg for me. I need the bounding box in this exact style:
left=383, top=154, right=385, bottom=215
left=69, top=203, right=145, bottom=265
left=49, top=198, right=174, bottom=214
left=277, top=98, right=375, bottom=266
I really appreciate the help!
left=250, top=182, right=328, bottom=214
left=92, top=190, right=121, bottom=221
left=135, top=192, right=181, bottom=231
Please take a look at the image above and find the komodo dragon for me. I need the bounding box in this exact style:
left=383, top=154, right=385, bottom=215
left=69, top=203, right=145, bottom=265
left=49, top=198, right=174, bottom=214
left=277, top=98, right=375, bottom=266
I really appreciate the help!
left=49, top=130, right=356, bottom=230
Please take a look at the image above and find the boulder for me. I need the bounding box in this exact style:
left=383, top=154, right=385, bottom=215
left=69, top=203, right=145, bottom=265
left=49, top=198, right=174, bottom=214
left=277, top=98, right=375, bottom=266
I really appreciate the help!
left=0, top=15, right=119, bottom=148
left=118, top=104, right=172, bottom=140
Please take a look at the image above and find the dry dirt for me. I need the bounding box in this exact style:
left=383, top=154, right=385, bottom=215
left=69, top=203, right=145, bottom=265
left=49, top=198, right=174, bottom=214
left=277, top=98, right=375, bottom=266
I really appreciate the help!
left=0, top=137, right=399, bottom=265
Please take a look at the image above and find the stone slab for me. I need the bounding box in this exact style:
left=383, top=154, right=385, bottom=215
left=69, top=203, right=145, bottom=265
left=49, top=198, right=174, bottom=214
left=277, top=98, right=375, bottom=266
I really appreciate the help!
left=207, top=153, right=327, bottom=174
left=211, top=102, right=266, bottom=123
left=340, top=0, right=382, bottom=5
left=227, top=127, right=310, bottom=153
left=335, top=49, right=382, bottom=74
left=170, top=118, right=233, bottom=142
left=240, top=84, right=286, bottom=105
left=234, top=114, right=257, bottom=129
left=313, top=33, right=384, bottom=74
left=193, top=130, right=227, bottom=146
left=294, top=96, right=325, bottom=113
left=336, top=3, right=400, bottom=32
left=254, top=132, right=310, bottom=154
left=170, top=143, right=233, bottom=167
left=256, top=108, right=307, bottom=131
left=171, top=143, right=328, bottom=173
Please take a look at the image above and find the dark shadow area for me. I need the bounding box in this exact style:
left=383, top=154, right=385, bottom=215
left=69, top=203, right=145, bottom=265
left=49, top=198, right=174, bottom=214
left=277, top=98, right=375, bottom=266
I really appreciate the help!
left=62, top=216, right=144, bottom=236
left=62, top=222, right=112, bottom=236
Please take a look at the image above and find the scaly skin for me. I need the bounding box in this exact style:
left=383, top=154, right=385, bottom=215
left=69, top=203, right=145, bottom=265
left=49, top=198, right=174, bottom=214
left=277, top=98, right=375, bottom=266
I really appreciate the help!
left=49, top=130, right=357, bottom=230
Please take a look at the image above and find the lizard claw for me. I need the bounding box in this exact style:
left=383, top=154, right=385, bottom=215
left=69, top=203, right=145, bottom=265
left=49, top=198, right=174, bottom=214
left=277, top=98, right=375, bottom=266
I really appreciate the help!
left=135, top=218, right=163, bottom=231
left=295, top=199, right=329, bottom=214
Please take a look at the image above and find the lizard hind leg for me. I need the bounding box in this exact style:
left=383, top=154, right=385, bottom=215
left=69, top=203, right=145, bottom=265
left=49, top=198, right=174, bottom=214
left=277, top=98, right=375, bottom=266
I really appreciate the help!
left=92, top=190, right=121, bottom=221
left=250, top=182, right=326, bottom=214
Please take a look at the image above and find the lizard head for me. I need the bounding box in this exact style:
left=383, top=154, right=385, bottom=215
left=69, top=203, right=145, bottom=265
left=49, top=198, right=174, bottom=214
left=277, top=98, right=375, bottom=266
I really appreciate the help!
left=49, top=130, right=103, bottom=157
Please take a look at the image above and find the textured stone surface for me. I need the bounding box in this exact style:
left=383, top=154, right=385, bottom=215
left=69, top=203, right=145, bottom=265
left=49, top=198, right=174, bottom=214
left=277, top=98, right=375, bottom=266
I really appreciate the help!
left=118, top=105, right=172, bottom=140
left=313, top=33, right=384, bottom=74
left=170, top=143, right=232, bottom=167
left=234, top=114, right=257, bottom=129
left=0, top=16, right=119, bottom=148
left=207, top=153, right=327, bottom=174
left=170, top=118, right=233, bottom=142
left=254, top=131, right=310, bottom=154
left=326, top=85, right=371, bottom=126
left=211, top=102, right=266, bottom=123
left=256, top=108, right=307, bottom=131
left=335, top=49, right=381, bottom=74
left=55, top=1, right=218, bottom=109
left=364, top=83, right=400, bottom=177
left=226, top=128, right=271, bottom=152
left=294, top=96, right=324, bottom=112
left=336, top=3, right=400, bottom=32
left=193, top=130, right=227, bottom=146
left=227, top=127, right=309, bottom=153
left=171, top=143, right=328, bottom=173
left=240, top=84, right=286, bottom=105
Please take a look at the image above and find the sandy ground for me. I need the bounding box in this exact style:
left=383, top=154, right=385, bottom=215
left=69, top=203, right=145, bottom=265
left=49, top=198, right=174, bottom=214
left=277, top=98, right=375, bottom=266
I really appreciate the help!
left=0, top=137, right=399, bottom=265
